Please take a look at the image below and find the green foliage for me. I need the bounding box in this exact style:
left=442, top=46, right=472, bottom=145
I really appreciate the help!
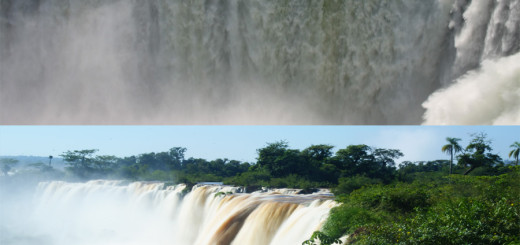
left=359, top=197, right=520, bottom=245
left=330, top=145, right=401, bottom=182
left=92, top=155, right=118, bottom=173
left=318, top=170, right=520, bottom=245
left=332, top=144, right=374, bottom=176
left=223, top=169, right=270, bottom=187
left=442, top=170, right=520, bottom=202
left=509, top=141, right=520, bottom=166
left=396, top=160, right=451, bottom=183
left=117, top=164, right=149, bottom=180
left=318, top=163, right=340, bottom=183
left=442, top=137, right=463, bottom=174
left=61, top=149, right=98, bottom=167
left=382, top=186, right=430, bottom=213
left=225, top=170, right=332, bottom=191
left=214, top=191, right=226, bottom=198
left=333, top=175, right=382, bottom=195
left=302, top=145, right=334, bottom=171
left=338, top=183, right=431, bottom=214
left=213, top=191, right=233, bottom=198
left=141, top=170, right=170, bottom=181
left=302, top=145, right=334, bottom=163
left=417, top=198, right=518, bottom=244
left=322, top=206, right=382, bottom=238
left=185, top=173, right=221, bottom=183
left=169, top=147, right=187, bottom=170
left=302, top=231, right=342, bottom=245
left=256, top=141, right=308, bottom=177
left=458, top=133, right=502, bottom=175
left=264, top=174, right=305, bottom=188
left=60, top=149, right=101, bottom=178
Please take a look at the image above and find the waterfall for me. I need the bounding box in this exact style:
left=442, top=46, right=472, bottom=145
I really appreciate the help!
left=423, top=52, right=520, bottom=124
left=1, top=0, right=519, bottom=124
left=423, top=0, right=520, bottom=125
left=0, top=180, right=335, bottom=245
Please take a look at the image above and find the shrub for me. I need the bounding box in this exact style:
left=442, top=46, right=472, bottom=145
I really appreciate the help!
left=333, top=175, right=382, bottom=195
left=302, top=231, right=342, bottom=245
left=306, top=166, right=520, bottom=245
left=321, top=206, right=382, bottom=238
left=338, top=183, right=430, bottom=214
left=359, top=197, right=520, bottom=244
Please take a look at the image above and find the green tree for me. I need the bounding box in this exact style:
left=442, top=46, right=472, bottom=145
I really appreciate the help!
left=397, top=160, right=449, bottom=182
left=331, top=145, right=401, bottom=181
left=117, top=156, right=137, bottom=167
left=60, top=149, right=98, bottom=176
left=183, top=157, right=210, bottom=174
left=301, top=144, right=337, bottom=183
left=373, top=148, right=403, bottom=168
left=372, top=148, right=402, bottom=181
left=302, top=144, right=334, bottom=164
left=209, top=158, right=227, bottom=176
left=169, top=147, right=186, bottom=170
left=256, top=141, right=311, bottom=178
left=92, top=155, right=118, bottom=172
left=0, top=158, right=18, bottom=176
left=257, top=141, right=289, bottom=166
left=138, top=152, right=160, bottom=170
left=302, top=144, right=334, bottom=179
left=457, top=133, right=501, bottom=175
left=509, top=141, right=520, bottom=166
left=441, top=137, right=463, bottom=174
left=332, top=144, right=374, bottom=176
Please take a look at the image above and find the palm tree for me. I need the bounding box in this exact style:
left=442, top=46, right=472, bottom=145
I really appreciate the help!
left=442, top=137, right=463, bottom=174
left=509, top=142, right=520, bottom=166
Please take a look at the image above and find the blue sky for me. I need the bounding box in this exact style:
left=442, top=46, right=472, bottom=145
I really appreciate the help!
left=0, top=126, right=518, bottom=164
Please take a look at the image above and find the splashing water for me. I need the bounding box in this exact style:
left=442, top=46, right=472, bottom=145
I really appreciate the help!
left=0, top=0, right=519, bottom=124
left=0, top=180, right=335, bottom=245
left=423, top=53, right=520, bottom=125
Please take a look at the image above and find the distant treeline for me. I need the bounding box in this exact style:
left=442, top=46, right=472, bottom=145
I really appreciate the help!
left=32, top=142, right=405, bottom=189
left=2, top=132, right=517, bottom=191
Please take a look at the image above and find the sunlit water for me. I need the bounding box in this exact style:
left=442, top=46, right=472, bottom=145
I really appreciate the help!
left=0, top=180, right=335, bottom=245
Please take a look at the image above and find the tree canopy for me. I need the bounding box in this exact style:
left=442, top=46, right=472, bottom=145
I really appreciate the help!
left=457, top=133, right=501, bottom=175
left=509, top=141, right=520, bottom=166
left=442, top=137, right=463, bottom=174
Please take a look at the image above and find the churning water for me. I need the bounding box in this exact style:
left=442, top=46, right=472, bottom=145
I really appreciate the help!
left=1, top=0, right=519, bottom=124
left=0, top=180, right=335, bottom=245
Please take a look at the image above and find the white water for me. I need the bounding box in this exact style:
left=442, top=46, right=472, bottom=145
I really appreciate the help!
left=423, top=52, right=520, bottom=125
left=0, top=0, right=519, bottom=124
left=0, top=180, right=335, bottom=245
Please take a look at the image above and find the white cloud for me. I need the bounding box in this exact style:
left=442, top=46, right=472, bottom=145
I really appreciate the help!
left=367, top=128, right=445, bottom=163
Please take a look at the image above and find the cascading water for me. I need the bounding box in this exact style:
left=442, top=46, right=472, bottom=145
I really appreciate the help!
left=0, top=0, right=519, bottom=124
left=0, top=180, right=335, bottom=245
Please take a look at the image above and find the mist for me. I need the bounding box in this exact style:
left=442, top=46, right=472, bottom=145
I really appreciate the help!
left=0, top=178, right=334, bottom=245
left=423, top=53, right=520, bottom=125
left=1, top=0, right=519, bottom=124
